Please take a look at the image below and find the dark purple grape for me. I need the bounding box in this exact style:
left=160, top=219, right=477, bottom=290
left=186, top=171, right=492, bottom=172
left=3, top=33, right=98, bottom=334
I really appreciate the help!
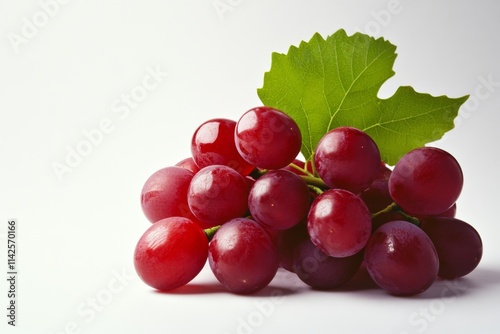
left=248, top=170, right=311, bottom=230
left=208, top=218, right=279, bottom=294
left=364, top=220, right=439, bottom=296
left=191, top=118, right=255, bottom=175
left=360, top=163, right=393, bottom=213
left=188, top=165, right=249, bottom=228
left=276, top=221, right=309, bottom=272
left=314, top=126, right=381, bottom=193
left=307, top=189, right=372, bottom=258
left=389, top=147, right=463, bottom=216
left=235, top=106, right=302, bottom=169
left=421, top=217, right=482, bottom=279
left=293, top=239, right=363, bottom=290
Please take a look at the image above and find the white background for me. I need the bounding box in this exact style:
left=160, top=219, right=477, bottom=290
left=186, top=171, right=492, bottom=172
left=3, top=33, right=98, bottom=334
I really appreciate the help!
left=1, top=0, right=499, bottom=333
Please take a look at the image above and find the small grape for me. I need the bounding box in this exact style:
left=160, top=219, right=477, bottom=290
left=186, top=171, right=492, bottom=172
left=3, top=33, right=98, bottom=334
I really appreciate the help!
left=389, top=147, right=463, bottom=216
left=307, top=189, right=372, bottom=258
left=364, top=220, right=439, bottom=296
left=208, top=218, right=279, bottom=294
left=235, top=106, right=302, bottom=169
left=248, top=169, right=311, bottom=230
left=175, top=157, right=200, bottom=174
left=134, top=217, right=208, bottom=291
left=421, top=217, right=482, bottom=279
left=314, top=126, right=381, bottom=193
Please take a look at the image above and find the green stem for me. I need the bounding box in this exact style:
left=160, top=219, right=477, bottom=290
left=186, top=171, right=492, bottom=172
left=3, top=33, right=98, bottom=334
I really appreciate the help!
left=288, top=162, right=314, bottom=177
left=300, top=175, right=328, bottom=189
left=371, top=202, right=421, bottom=227
left=308, top=184, right=324, bottom=196
left=204, top=225, right=221, bottom=242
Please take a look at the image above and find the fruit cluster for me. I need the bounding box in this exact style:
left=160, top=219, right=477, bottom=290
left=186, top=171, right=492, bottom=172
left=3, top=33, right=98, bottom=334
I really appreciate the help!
left=133, top=106, right=482, bottom=296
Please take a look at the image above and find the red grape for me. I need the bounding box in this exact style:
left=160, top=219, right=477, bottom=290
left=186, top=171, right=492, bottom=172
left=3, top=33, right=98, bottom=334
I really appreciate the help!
left=364, top=220, right=439, bottom=296
left=235, top=106, right=302, bottom=169
left=314, top=126, right=381, bottom=193
left=188, top=165, right=249, bottom=228
left=134, top=217, right=208, bottom=291
left=175, top=157, right=200, bottom=174
left=307, top=189, right=372, bottom=258
left=191, top=118, right=255, bottom=175
left=248, top=170, right=311, bottom=230
left=140, top=167, right=197, bottom=224
left=208, top=218, right=279, bottom=294
left=389, top=147, right=463, bottom=216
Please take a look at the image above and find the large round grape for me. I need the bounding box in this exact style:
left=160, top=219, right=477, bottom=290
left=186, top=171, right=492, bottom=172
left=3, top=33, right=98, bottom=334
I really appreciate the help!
left=293, top=239, right=363, bottom=290
left=248, top=170, right=311, bottom=230
left=389, top=147, right=463, bottom=216
left=140, top=167, right=197, bottom=224
left=314, top=126, right=381, bottom=193
left=134, top=217, right=208, bottom=291
left=208, top=218, right=279, bottom=294
left=364, top=220, right=439, bottom=296
left=307, top=189, right=372, bottom=258
left=188, top=165, right=249, bottom=228
left=191, top=118, right=255, bottom=175
left=421, top=217, right=482, bottom=279
left=234, top=106, right=301, bottom=169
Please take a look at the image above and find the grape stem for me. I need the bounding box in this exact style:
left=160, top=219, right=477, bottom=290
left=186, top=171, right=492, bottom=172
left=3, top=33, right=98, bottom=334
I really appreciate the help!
left=204, top=225, right=221, bottom=241
left=371, top=202, right=421, bottom=226
left=308, top=184, right=324, bottom=196
left=300, top=175, right=328, bottom=189
left=288, top=162, right=314, bottom=177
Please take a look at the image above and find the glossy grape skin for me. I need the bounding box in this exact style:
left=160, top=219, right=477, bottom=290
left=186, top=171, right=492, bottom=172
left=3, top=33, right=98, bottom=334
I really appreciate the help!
left=208, top=218, right=279, bottom=294
left=293, top=239, right=363, bottom=290
left=235, top=106, right=302, bottom=169
left=364, top=220, right=439, bottom=296
left=421, top=217, right=482, bottom=279
left=191, top=118, right=255, bottom=176
left=140, top=167, right=197, bottom=224
left=314, top=126, right=381, bottom=194
left=175, top=157, right=200, bottom=174
left=188, top=165, right=249, bottom=228
left=134, top=217, right=208, bottom=291
left=248, top=170, right=311, bottom=230
left=389, top=147, right=463, bottom=216
left=307, top=189, right=372, bottom=258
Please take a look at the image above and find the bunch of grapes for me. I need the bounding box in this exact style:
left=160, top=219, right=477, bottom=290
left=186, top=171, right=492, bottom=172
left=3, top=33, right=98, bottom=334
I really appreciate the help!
left=133, top=106, right=482, bottom=296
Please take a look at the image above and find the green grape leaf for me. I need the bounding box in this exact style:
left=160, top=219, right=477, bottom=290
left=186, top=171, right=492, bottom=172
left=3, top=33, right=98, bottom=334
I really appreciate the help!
left=257, top=29, right=468, bottom=165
